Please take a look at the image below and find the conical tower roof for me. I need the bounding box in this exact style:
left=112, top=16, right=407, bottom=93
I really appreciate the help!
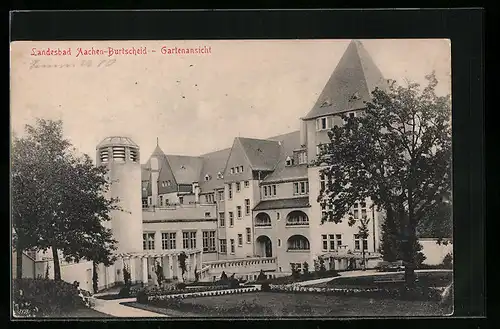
left=303, top=40, right=388, bottom=120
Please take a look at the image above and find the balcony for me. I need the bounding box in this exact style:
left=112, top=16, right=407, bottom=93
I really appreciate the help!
left=285, top=210, right=309, bottom=227
left=286, top=235, right=311, bottom=252
left=255, top=212, right=272, bottom=227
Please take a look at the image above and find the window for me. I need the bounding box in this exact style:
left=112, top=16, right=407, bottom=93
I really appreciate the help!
left=229, top=212, right=234, bottom=226
left=354, top=234, right=368, bottom=251
left=321, top=202, right=333, bottom=222
left=316, top=117, right=328, bottom=131
left=204, top=174, right=211, bottom=181
left=322, top=234, right=328, bottom=251
left=237, top=206, right=242, bottom=218
left=236, top=182, right=241, bottom=192
left=230, top=167, right=234, bottom=174
left=219, top=212, right=225, bottom=227
left=230, top=239, right=235, bottom=253
left=320, top=173, right=326, bottom=191
left=273, top=185, right=277, bottom=196
left=277, top=212, right=280, bottom=220
left=244, top=181, right=249, bottom=188
left=142, top=199, right=148, bottom=208
left=159, top=195, right=163, bottom=206
left=298, top=151, right=307, bottom=164
left=205, top=194, right=214, bottom=204
left=329, top=234, right=336, bottom=250
left=219, top=239, right=227, bottom=253
left=278, top=239, right=282, bottom=247
left=204, top=212, right=211, bottom=218
left=143, top=233, right=155, bottom=250
left=246, top=228, right=251, bottom=243
left=285, top=156, right=293, bottom=166
left=336, top=234, right=343, bottom=248
left=228, top=184, right=233, bottom=200
left=183, top=231, right=197, bottom=249
left=217, top=171, right=223, bottom=179
left=235, top=166, right=239, bottom=173
left=202, top=231, right=216, bottom=252
left=263, top=185, right=277, bottom=198
left=360, top=202, right=367, bottom=219
left=245, top=199, right=250, bottom=215
left=240, top=166, right=244, bottom=172
left=353, top=202, right=359, bottom=219
left=294, top=181, right=309, bottom=195
left=162, top=232, right=176, bottom=250
left=179, top=196, right=184, bottom=204
left=264, top=186, right=268, bottom=197
left=218, top=190, right=224, bottom=201
left=238, top=234, right=243, bottom=246
left=287, top=235, right=310, bottom=251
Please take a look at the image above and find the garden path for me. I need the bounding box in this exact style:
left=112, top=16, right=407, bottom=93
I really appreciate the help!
left=287, top=269, right=452, bottom=287
left=93, top=297, right=169, bottom=317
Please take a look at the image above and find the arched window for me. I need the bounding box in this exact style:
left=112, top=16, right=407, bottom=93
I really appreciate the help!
left=286, top=211, right=309, bottom=226
left=255, top=212, right=271, bottom=227
left=287, top=235, right=310, bottom=251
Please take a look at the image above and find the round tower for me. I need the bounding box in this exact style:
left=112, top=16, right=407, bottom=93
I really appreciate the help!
left=96, top=136, right=143, bottom=254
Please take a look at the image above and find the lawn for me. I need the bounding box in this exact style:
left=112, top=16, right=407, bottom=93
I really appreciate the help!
left=311, top=270, right=452, bottom=289
left=133, top=292, right=451, bottom=317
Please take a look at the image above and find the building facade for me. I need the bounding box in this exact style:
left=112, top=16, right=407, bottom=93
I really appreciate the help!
left=18, top=40, right=451, bottom=290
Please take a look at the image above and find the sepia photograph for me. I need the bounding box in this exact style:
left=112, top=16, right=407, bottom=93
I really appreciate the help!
left=11, top=38, right=453, bottom=318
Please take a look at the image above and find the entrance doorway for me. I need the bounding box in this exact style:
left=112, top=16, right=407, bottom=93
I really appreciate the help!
left=256, top=235, right=273, bottom=257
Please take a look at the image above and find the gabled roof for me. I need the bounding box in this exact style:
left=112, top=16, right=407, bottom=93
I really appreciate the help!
left=165, top=155, right=205, bottom=185
left=262, top=131, right=306, bottom=182
left=237, top=137, right=282, bottom=171
left=303, top=40, right=388, bottom=120
left=198, top=147, right=231, bottom=192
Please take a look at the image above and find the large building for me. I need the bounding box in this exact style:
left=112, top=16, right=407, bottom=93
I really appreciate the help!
left=15, top=40, right=453, bottom=291
left=135, top=40, right=387, bottom=277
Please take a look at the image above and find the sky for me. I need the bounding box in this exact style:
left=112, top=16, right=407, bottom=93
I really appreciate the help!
left=10, top=39, right=451, bottom=161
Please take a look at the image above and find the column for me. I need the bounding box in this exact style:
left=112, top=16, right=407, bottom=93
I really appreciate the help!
left=142, top=257, right=148, bottom=284
left=168, top=255, right=173, bottom=279
left=129, top=258, right=136, bottom=283
left=162, top=256, right=169, bottom=280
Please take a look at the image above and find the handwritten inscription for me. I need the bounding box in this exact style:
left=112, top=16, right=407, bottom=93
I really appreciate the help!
left=29, top=59, right=117, bottom=70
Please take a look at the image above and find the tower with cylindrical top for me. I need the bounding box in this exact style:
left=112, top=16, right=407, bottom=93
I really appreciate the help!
left=96, top=136, right=143, bottom=254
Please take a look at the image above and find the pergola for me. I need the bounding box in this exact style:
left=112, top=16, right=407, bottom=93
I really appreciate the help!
left=114, top=249, right=203, bottom=284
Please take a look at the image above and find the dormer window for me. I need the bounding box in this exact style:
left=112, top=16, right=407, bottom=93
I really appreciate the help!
left=320, top=99, right=332, bottom=108
left=349, top=92, right=361, bottom=102
left=230, top=168, right=234, bottom=174
left=217, top=171, right=223, bottom=179
left=204, top=174, right=211, bottom=181
left=180, top=165, right=186, bottom=170
left=285, top=156, right=294, bottom=166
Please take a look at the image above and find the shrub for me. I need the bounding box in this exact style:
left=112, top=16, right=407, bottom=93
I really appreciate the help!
left=13, top=278, right=84, bottom=317
left=228, top=278, right=240, bottom=289
left=256, top=269, right=267, bottom=282
left=261, top=282, right=271, bottom=292
left=442, top=253, right=453, bottom=269
left=175, top=282, right=186, bottom=290
left=118, top=286, right=131, bottom=298
left=303, top=262, right=309, bottom=275
left=136, top=289, right=148, bottom=304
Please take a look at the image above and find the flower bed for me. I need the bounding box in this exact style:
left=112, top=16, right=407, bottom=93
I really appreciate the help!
left=146, top=286, right=260, bottom=302
left=255, top=270, right=340, bottom=285
left=267, top=284, right=443, bottom=301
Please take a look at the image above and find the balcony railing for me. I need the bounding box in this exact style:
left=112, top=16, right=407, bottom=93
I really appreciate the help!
left=285, top=220, right=309, bottom=226
left=203, top=257, right=276, bottom=271
left=255, top=222, right=272, bottom=227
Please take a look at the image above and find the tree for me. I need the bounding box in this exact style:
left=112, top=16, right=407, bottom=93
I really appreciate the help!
left=349, top=215, right=370, bottom=271
left=178, top=252, right=187, bottom=282
left=92, top=261, right=99, bottom=294
left=302, top=262, right=309, bottom=275
left=11, top=119, right=120, bottom=280
left=316, top=72, right=451, bottom=287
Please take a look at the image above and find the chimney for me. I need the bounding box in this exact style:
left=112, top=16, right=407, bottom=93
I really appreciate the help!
left=300, top=119, right=307, bottom=147
left=150, top=157, right=159, bottom=206
left=193, top=182, right=200, bottom=203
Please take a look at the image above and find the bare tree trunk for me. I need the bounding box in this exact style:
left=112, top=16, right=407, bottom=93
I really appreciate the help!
left=51, top=247, right=61, bottom=281
left=16, top=243, right=23, bottom=279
